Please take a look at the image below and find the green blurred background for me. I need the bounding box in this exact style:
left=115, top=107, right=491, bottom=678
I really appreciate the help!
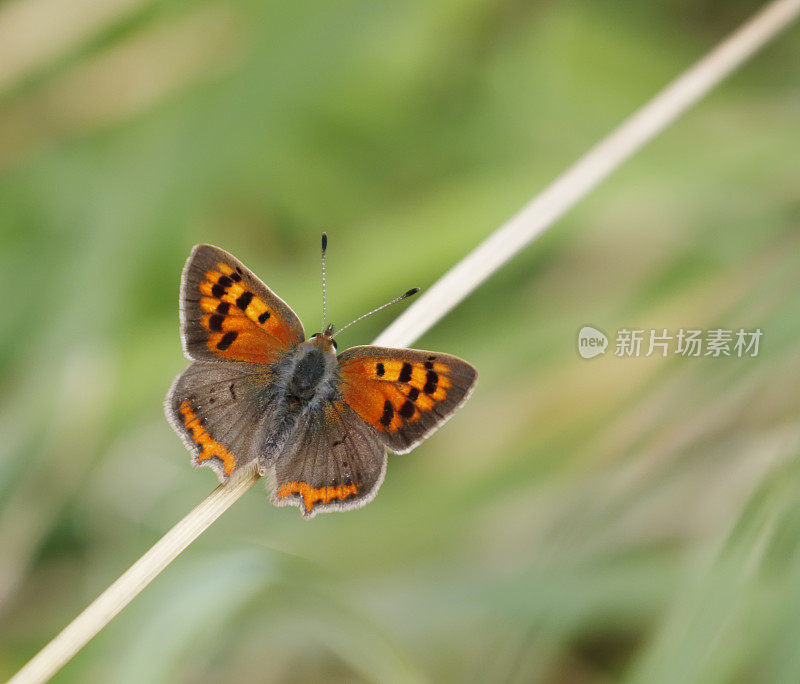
left=1, top=1, right=799, bottom=682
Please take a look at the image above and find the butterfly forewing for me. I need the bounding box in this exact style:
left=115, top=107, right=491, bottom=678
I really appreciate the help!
left=271, top=400, right=387, bottom=518
left=180, top=244, right=304, bottom=363
left=338, top=345, right=478, bottom=454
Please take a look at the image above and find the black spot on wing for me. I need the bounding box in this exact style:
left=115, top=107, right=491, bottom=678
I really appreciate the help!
left=423, top=370, right=438, bottom=394
left=258, top=311, right=270, bottom=324
left=236, top=291, right=253, bottom=310
left=398, top=363, right=413, bottom=383
left=399, top=400, right=415, bottom=419
left=380, top=400, right=394, bottom=427
left=217, top=331, right=238, bottom=350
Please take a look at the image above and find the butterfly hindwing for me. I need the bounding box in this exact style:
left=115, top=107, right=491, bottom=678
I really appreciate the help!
left=338, top=345, right=478, bottom=454
left=166, top=361, right=275, bottom=481
left=271, top=400, right=387, bottom=518
left=180, top=244, right=305, bottom=363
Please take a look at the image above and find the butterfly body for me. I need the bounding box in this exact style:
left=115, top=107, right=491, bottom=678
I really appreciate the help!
left=282, top=334, right=338, bottom=405
left=269, top=338, right=337, bottom=422
left=166, top=244, right=477, bottom=518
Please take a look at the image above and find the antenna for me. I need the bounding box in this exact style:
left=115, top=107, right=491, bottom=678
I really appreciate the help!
left=332, top=287, right=420, bottom=338
left=321, top=232, right=328, bottom=329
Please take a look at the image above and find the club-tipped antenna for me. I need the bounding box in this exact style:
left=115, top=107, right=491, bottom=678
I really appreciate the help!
left=332, top=287, right=420, bottom=339
left=321, top=233, right=328, bottom=330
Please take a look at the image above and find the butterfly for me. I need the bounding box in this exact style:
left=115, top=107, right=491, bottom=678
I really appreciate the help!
left=165, top=239, right=477, bottom=518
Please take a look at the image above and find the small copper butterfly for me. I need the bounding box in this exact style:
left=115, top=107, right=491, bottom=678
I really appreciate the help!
left=165, top=238, right=477, bottom=518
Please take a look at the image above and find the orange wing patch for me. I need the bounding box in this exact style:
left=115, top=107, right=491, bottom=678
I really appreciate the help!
left=340, top=356, right=453, bottom=433
left=179, top=400, right=236, bottom=476
left=194, top=262, right=296, bottom=362
left=276, top=481, right=360, bottom=514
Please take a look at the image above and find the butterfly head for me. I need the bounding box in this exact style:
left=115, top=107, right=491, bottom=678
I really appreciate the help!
left=308, top=324, right=338, bottom=354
